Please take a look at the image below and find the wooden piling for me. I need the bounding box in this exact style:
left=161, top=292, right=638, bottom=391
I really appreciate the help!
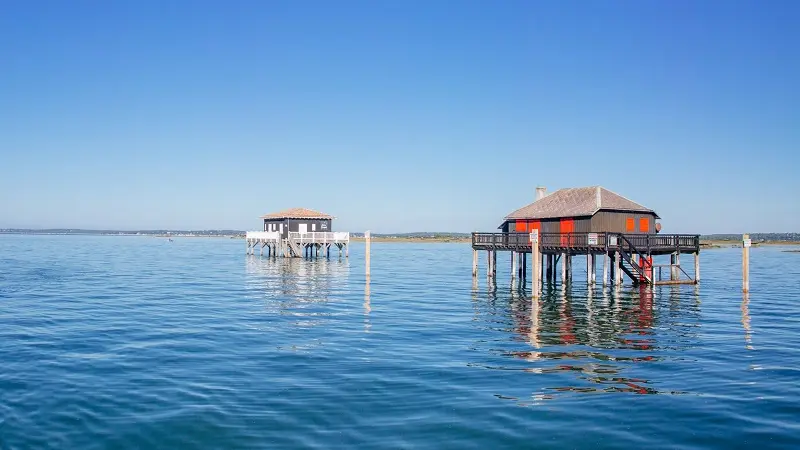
left=492, top=250, right=497, bottom=279
left=365, top=231, right=371, bottom=277
left=530, top=231, right=540, bottom=297
left=472, top=249, right=478, bottom=277
left=742, top=234, right=750, bottom=293
left=561, top=252, right=567, bottom=284
left=603, top=253, right=609, bottom=286
left=586, top=254, right=592, bottom=284
left=614, top=251, right=621, bottom=285
left=694, top=252, right=700, bottom=282
left=511, top=251, right=517, bottom=280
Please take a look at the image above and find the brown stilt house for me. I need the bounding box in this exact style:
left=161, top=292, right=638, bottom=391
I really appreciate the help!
left=245, top=207, right=350, bottom=259
left=499, top=186, right=660, bottom=235
left=472, top=186, right=700, bottom=286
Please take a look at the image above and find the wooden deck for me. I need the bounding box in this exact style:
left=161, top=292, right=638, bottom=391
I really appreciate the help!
left=246, top=231, right=350, bottom=258
left=472, top=232, right=700, bottom=256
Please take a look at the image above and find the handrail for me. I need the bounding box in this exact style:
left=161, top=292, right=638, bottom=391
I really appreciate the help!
left=471, top=232, right=699, bottom=252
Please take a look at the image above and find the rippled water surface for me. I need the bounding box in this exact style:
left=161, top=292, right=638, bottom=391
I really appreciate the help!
left=2, top=235, right=800, bottom=449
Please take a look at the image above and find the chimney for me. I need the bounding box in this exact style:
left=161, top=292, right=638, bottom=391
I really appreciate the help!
left=535, top=186, right=547, bottom=201
left=595, top=186, right=602, bottom=209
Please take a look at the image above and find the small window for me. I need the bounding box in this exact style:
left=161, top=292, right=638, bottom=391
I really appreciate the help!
left=312, top=224, right=317, bottom=231
left=639, top=218, right=649, bottom=233
left=625, top=217, right=635, bottom=232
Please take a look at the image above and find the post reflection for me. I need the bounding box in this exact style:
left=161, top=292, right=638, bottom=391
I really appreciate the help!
left=364, top=276, right=371, bottom=333
left=475, top=283, right=698, bottom=399
left=244, top=255, right=350, bottom=309
left=742, top=293, right=752, bottom=350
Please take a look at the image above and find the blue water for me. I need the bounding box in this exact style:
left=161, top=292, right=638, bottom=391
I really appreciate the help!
left=1, top=235, right=799, bottom=449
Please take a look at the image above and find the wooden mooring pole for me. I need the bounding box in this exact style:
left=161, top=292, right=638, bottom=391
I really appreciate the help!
left=530, top=230, right=540, bottom=298
left=365, top=231, right=371, bottom=277
left=472, top=249, right=478, bottom=278
left=743, top=234, right=750, bottom=293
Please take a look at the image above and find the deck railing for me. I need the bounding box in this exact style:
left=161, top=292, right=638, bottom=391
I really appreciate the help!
left=246, top=231, right=281, bottom=241
left=288, top=231, right=350, bottom=244
left=472, top=232, right=700, bottom=253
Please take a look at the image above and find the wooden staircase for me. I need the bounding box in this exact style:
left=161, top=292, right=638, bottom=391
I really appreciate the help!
left=616, top=234, right=652, bottom=285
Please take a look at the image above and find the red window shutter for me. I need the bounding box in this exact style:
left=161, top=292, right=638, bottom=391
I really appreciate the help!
left=639, top=218, right=649, bottom=232
left=626, top=218, right=635, bottom=232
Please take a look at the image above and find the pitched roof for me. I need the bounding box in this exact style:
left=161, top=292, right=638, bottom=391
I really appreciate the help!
left=260, top=207, right=334, bottom=220
left=504, top=186, right=658, bottom=221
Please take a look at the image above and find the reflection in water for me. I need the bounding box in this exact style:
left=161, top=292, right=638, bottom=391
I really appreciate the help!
left=244, top=256, right=350, bottom=336
left=474, top=283, right=701, bottom=401
left=742, top=293, right=752, bottom=350
left=364, top=276, right=371, bottom=333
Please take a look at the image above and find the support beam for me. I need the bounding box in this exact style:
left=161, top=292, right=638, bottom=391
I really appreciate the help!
left=614, top=251, right=622, bottom=286
left=561, top=252, right=567, bottom=284
left=591, top=254, right=597, bottom=285
left=603, top=253, right=609, bottom=286
left=587, top=254, right=593, bottom=285
left=492, top=250, right=497, bottom=279
left=472, top=249, right=479, bottom=278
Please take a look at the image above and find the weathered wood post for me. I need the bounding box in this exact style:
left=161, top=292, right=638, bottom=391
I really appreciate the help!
left=614, top=251, right=621, bottom=286
left=365, top=231, right=371, bottom=277
left=586, top=254, right=592, bottom=285
left=742, top=234, right=751, bottom=293
left=472, top=249, right=479, bottom=278
left=530, top=230, right=540, bottom=298
left=694, top=252, right=700, bottom=283
left=511, top=251, right=517, bottom=280
left=603, top=253, right=609, bottom=286
left=492, top=250, right=497, bottom=279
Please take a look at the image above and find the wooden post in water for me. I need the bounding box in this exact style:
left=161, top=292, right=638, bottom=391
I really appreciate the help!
left=560, top=252, right=567, bottom=284
left=586, top=254, right=592, bottom=285
left=492, top=250, right=497, bottom=279
left=603, top=253, right=609, bottom=286
left=614, top=251, right=621, bottom=286
left=742, top=234, right=750, bottom=293
left=365, top=231, right=371, bottom=277
left=694, top=252, right=700, bottom=283
left=472, top=249, right=478, bottom=278
left=511, top=251, right=517, bottom=281
left=530, top=231, right=540, bottom=298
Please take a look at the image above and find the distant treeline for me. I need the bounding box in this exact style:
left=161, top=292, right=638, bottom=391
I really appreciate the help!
left=352, top=232, right=471, bottom=238
left=0, top=229, right=245, bottom=236
left=701, top=233, right=800, bottom=242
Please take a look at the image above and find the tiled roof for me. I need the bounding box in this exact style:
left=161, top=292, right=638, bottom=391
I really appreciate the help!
left=504, top=186, right=657, bottom=220
left=260, top=208, right=334, bottom=220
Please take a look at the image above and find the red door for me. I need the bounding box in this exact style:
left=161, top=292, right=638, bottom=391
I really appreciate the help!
left=560, top=218, right=574, bottom=246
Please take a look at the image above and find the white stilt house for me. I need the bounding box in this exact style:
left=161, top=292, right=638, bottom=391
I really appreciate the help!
left=246, top=208, right=350, bottom=258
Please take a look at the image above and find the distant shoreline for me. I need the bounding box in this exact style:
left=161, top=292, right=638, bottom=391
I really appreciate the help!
left=3, top=232, right=800, bottom=247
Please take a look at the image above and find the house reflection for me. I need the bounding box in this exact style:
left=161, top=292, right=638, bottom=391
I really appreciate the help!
left=244, top=255, right=350, bottom=306
left=492, top=285, right=673, bottom=396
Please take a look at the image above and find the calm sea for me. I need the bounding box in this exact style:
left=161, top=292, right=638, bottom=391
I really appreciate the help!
left=1, top=235, right=799, bottom=449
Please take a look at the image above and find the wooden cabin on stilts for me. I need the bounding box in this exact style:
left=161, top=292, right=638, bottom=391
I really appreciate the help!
left=471, top=186, right=700, bottom=288
left=246, top=208, right=350, bottom=259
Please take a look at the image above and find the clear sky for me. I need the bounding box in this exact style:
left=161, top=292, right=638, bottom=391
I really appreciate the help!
left=1, top=0, right=798, bottom=234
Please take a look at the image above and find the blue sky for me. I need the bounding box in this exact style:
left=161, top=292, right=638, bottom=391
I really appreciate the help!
left=1, top=0, right=798, bottom=233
